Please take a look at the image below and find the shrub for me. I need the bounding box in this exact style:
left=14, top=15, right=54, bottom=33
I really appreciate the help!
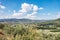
left=0, top=24, right=5, bottom=29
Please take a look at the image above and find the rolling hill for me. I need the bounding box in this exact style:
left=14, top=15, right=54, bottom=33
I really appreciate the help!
left=0, top=18, right=47, bottom=23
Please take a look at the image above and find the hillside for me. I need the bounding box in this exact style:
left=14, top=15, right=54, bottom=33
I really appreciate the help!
left=0, top=18, right=47, bottom=23
left=0, top=18, right=60, bottom=40
left=35, top=18, right=60, bottom=30
left=41, top=18, right=60, bottom=24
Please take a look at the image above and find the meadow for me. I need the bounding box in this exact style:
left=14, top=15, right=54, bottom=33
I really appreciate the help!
left=0, top=22, right=60, bottom=40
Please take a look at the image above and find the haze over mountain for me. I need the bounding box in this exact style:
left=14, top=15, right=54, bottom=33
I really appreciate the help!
left=0, top=18, right=48, bottom=23
left=0, top=18, right=60, bottom=23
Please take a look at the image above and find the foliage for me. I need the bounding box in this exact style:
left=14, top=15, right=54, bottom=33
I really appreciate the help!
left=0, top=23, right=60, bottom=40
left=0, top=23, right=5, bottom=29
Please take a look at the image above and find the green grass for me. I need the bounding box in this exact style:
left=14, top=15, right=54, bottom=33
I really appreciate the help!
left=0, top=23, right=60, bottom=40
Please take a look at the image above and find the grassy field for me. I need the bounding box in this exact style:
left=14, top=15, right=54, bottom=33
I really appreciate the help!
left=0, top=22, right=60, bottom=40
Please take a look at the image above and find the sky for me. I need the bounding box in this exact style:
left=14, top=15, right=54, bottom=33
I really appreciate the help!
left=0, top=0, right=60, bottom=20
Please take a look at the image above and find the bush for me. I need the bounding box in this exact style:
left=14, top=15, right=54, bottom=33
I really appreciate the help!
left=0, top=24, right=5, bottom=29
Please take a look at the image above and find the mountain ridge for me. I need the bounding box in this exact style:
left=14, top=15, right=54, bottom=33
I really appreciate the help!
left=0, top=18, right=60, bottom=23
left=0, top=18, right=48, bottom=23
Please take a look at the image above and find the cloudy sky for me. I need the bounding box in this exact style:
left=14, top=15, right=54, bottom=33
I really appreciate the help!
left=0, top=0, right=60, bottom=20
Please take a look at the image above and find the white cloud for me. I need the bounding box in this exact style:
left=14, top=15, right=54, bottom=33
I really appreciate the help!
left=21, top=3, right=33, bottom=12
left=12, top=10, right=24, bottom=17
left=47, top=13, right=51, bottom=15
left=27, top=12, right=37, bottom=19
left=33, top=5, right=38, bottom=12
left=12, top=3, right=44, bottom=19
left=13, top=10, right=16, bottom=13
left=27, top=12, right=37, bottom=17
left=12, top=3, right=33, bottom=17
left=56, top=12, right=60, bottom=18
left=43, top=13, right=51, bottom=16
left=13, top=12, right=24, bottom=17
left=39, top=7, right=44, bottom=10
left=0, top=5, right=6, bottom=9
left=0, top=16, right=8, bottom=19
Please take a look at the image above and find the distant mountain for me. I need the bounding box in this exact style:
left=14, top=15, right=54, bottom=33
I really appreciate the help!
left=55, top=18, right=60, bottom=21
left=0, top=18, right=47, bottom=23
left=42, top=18, right=60, bottom=25
left=53, top=18, right=60, bottom=24
left=0, top=18, right=60, bottom=24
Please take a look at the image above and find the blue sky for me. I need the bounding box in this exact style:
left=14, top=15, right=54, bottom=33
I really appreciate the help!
left=0, top=0, right=60, bottom=20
